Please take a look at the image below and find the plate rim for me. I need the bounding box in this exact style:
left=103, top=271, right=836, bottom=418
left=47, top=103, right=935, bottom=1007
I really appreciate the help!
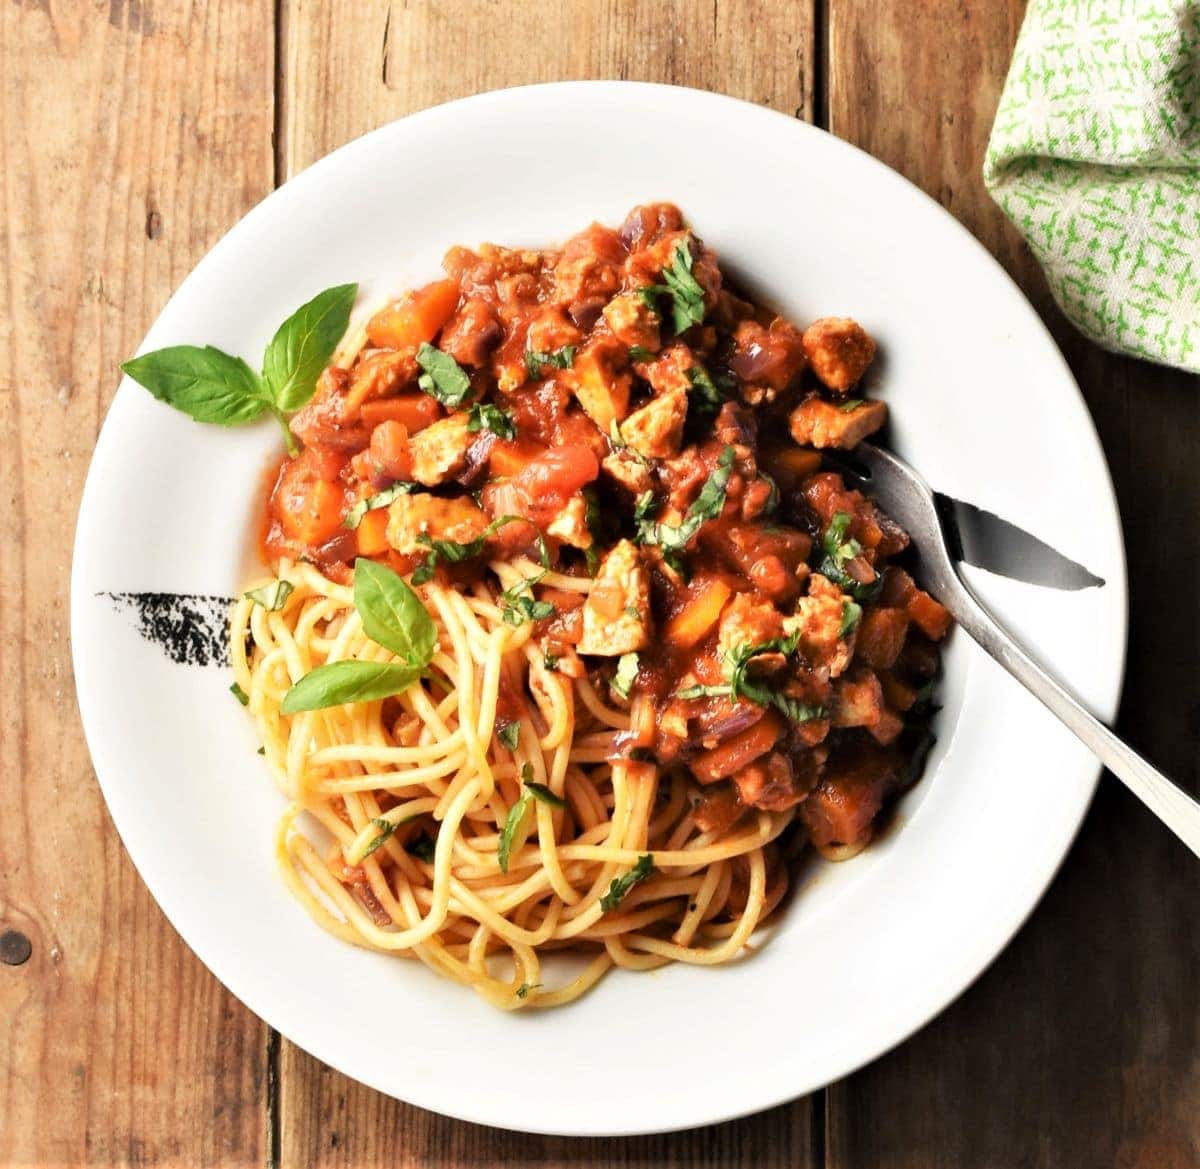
left=71, top=79, right=1129, bottom=1136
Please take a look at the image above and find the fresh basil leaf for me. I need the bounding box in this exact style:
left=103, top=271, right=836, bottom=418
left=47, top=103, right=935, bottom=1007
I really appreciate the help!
left=515, top=982, right=543, bottom=999
left=840, top=599, right=862, bottom=635
left=839, top=398, right=864, bottom=413
left=600, top=854, right=655, bottom=912
left=353, top=558, right=437, bottom=666
left=122, top=345, right=269, bottom=426
left=611, top=652, right=639, bottom=700
left=343, top=482, right=416, bottom=530
left=230, top=681, right=249, bottom=706
left=497, top=720, right=521, bottom=750
left=816, top=511, right=882, bottom=602
left=262, top=283, right=358, bottom=412
left=525, top=346, right=576, bottom=381
left=244, top=579, right=294, bottom=611
left=498, top=791, right=532, bottom=873
left=280, top=660, right=421, bottom=713
left=467, top=401, right=517, bottom=440
left=361, top=817, right=397, bottom=859
left=760, top=471, right=780, bottom=517
left=416, top=342, right=472, bottom=408
left=628, top=345, right=655, bottom=363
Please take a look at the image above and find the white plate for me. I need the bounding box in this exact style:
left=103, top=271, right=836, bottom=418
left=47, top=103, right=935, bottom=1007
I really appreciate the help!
left=72, top=82, right=1127, bottom=1136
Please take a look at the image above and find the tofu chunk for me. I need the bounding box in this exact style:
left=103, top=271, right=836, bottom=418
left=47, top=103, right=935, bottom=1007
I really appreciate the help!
left=578, top=539, right=651, bottom=656
left=788, top=397, right=887, bottom=450
left=783, top=574, right=854, bottom=678
left=801, top=317, right=876, bottom=392
left=601, top=447, right=654, bottom=495
left=408, top=413, right=474, bottom=486
left=546, top=495, right=594, bottom=550
left=386, top=493, right=488, bottom=556
left=602, top=291, right=661, bottom=351
left=618, top=387, right=688, bottom=460
left=716, top=593, right=785, bottom=664
left=570, top=343, right=631, bottom=432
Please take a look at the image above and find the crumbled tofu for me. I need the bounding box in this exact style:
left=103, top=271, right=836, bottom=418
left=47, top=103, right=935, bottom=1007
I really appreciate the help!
left=546, top=495, right=594, bottom=550
left=645, top=344, right=696, bottom=397
left=408, top=413, right=474, bottom=485
left=386, top=493, right=488, bottom=556
left=602, top=291, right=661, bottom=351
left=717, top=593, right=785, bottom=664
left=801, top=317, right=876, bottom=392
left=619, top=387, right=688, bottom=460
left=831, top=669, right=884, bottom=728
left=578, top=539, right=651, bottom=656
left=783, top=574, right=854, bottom=678
left=788, top=397, right=887, bottom=449
left=569, top=344, right=631, bottom=432
left=601, top=447, right=654, bottom=495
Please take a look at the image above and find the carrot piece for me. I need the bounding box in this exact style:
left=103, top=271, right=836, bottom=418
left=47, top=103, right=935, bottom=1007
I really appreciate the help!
left=279, top=476, right=345, bottom=547
left=369, top=421, right=411, bottom=482
left=359, top=393, right=442, bottom=433
left=488, top=440, right=545, bottom=480
left=366, top=279, right=460, bottom=351
left=907, top=589, right=952, bottom=640
left=762, top=446, right=823, bottom=492
left=356, top=507, right=391, bottom=557
left=665, top=577, right=733, bottom=650
left=690, top=711, right=783, bottom=784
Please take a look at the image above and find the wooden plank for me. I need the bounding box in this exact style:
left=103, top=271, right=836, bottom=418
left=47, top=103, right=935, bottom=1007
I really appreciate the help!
left=825, top=3, right=1200, bottom=1166
left=0, top=2, right=275, bottom=1165
left=278, top=0, right=815, bottom=173
left=274, top=2, right=817, bottom=1164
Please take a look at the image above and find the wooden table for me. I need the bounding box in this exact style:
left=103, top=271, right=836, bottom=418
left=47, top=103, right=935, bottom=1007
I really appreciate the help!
left=4, top=2, right=1197, bottom=1165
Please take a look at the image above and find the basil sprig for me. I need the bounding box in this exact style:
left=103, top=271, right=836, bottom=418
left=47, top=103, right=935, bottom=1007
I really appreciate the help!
left=280, top=559, right=436, bottom=713
left=244, top=579, right=294, bottom=611
left=121, top=283, right=357, bottom=455
left=817, top=511, right=883, bottom=603
left=636, top=447, right=735, bottom=553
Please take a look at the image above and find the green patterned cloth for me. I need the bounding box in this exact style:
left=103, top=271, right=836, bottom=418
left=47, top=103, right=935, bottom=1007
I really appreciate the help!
left=984, top=1, right=1200, bottom=372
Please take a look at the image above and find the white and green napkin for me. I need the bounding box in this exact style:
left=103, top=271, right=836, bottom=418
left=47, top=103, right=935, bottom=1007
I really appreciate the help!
left=985, top=0, right=1200, bottom=373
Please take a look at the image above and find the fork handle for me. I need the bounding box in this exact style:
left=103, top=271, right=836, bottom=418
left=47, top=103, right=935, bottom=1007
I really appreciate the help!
left=947, top=576, right=1200, bottom=859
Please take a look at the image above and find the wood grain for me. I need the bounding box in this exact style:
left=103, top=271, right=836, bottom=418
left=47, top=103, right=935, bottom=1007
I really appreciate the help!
left=274, top=2, right=817, bottom=1164
left=0, top=1, right=274, bottom=1164
left=825, top=4, right=1200, bottom=1167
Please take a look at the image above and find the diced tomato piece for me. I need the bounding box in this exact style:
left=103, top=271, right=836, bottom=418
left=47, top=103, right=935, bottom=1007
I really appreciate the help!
left=510, top=445, right=600, bottom=525
left=356, top=508, right=390, bottom=557
left=907, top=590, right=952, bottom=640
left=366, top=279, right=460, bottom=351
left=272, top=449, right=347, bottom=547
left=369, top=421, right=411, bottom=482
left=359, top=393, right=442, bottom=433
left=800, top=740, right=900, bottom=848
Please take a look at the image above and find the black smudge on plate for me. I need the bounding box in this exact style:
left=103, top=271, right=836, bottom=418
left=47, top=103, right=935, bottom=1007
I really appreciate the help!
left=100, top=592, right=235, bottom=666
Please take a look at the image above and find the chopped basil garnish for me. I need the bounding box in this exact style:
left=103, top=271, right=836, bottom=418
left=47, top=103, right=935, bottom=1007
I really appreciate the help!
left=416, top=342, right=472, bottom=408
left=543, top=652, right=560, bottom=672
left=121, top=283, right=358, bottom=455
left=611, top=652, right=639, bottom=700
left=639, top=447, right=735, bottom=552
left=685, top=363, right=729, bottom=417
left=500, top=572, right=555, bottom=626
left=244, top=579, right=294, bottom=611
left=525, top=345, right=576, bottom=380
left=840, top=599, right=862, bottom=635
left=628, top=345, right=655, bottom=363
left=515, top=982, right=543, bottom=999
left=361, top=817, right=397, bottom=859
left=410, top=835, right=436, bottom=862
left=817, top=511, right=883, bottom=602
left=525, top=779, right=566, bottom=810
left=230, top=681, right=249, bottom=706
left=343, top=481, right=416, bottom=530
left=675, top=683, right=733, bottom=700
left=498, top=790, right=531, bottom=873
left=467, top=401, right=517, bottom=440
left=497, top=720, right=521, bottom=750
left=638, top=238, right=706, bottom=334
left=724, top=632, right=826, bottom=724
left=839, top=398, right=864, bottom=412
left=413, top=514, right=524, bottom=585
left=600, top=854, right=655, bottom=912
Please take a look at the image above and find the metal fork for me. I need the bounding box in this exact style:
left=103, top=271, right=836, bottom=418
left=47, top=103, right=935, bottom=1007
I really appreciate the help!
left=846, top=442, right=1200, bottom=859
